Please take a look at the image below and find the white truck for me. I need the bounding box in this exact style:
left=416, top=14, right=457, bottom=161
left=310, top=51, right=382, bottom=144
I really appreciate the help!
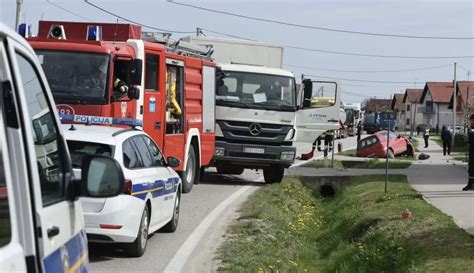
left=185, top=36, right=341, bottom=183
left=0, top=22, right=124, bottom=273
left=344, top=103, right=362, bottom=136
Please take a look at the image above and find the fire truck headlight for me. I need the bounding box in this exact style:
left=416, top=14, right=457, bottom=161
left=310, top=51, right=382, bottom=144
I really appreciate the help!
left=215, top=123, right=224, bottom=137
left=215, top=147, right=225, bottom=156
left=280, top=151, right=295, bottom=161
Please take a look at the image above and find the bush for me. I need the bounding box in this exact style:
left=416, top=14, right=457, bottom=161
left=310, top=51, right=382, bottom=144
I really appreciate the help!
left=454, top=133, right=468, bottom=147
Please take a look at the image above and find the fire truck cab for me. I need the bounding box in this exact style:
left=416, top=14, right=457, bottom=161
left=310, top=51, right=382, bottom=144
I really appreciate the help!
left=28, top=21, right=216, bottom=193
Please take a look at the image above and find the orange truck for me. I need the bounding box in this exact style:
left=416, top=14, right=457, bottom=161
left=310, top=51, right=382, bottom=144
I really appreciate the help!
left=28, top=21, right=216, bottom=192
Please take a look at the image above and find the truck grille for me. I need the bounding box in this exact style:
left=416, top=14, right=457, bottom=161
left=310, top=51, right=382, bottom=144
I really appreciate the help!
left=217, top=120, right=292, bottom=145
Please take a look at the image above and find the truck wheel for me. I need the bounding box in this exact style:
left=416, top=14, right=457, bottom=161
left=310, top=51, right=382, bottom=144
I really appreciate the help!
left=125, top=205, right=149, bottom=257
left=182, top=145, right=198, bottom=193
left=161, top=191, right=180, bottom=232
left=263, top=166, right=284, bottom=184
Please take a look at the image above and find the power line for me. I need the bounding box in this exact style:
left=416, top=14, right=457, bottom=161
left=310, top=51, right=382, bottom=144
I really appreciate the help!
left=84, top=0, right=195, bottom=34
left=304, top=74, right=421, bottom=84
left=458, top=64, right=473, bottom=73
left=285, top=63, right=453, bottom=73
left=200, top=28, right=474, bottom=59
left=167, top=0, right=474, bottom=40
left=46, top=0, right=93, bottom=21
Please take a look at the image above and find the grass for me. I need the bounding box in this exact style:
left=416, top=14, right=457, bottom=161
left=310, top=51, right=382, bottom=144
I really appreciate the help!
left=452, top=153, right=468, bottom=162
left=218, top=176, right=474, bottom=273
left=306, top=159, right=412, bottom=169
left=431, top=136, right=468, bottom=153
left=339, top=148, right=356, bottom=157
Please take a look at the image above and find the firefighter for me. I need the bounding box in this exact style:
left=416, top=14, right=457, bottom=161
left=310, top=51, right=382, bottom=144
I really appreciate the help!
left=325, top=130, right=334, bottom=152
left=463, top=115, right=474, bottom=191
left=113, top=77, right=129, bottom=94
left=317, top=132, right=326, bottom=151
left=357, top=122, right=362, bottom=142
left=423, top=126, right=430, bottom=148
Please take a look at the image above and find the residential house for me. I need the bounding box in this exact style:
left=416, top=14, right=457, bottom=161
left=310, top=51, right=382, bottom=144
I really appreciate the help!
left=419, top=82, right=457, bottom=133
left=364, top=98, right=392, bottom=113
left=402, top=88, right=423, bottom=133
left=448, top=81, right=474, bottom=127
left=391, top=93, right=405, bottom=130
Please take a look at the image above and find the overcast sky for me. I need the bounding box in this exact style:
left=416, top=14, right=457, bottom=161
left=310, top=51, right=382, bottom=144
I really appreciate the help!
left=1, top=0, right=473, bottom=103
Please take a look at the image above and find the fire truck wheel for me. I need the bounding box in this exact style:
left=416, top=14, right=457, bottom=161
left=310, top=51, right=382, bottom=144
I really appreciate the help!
left=263, top=166, right=284, bottom=184
left=182, top=145, right=198, bottom=193
left=125, top=205, right=149, bottom=257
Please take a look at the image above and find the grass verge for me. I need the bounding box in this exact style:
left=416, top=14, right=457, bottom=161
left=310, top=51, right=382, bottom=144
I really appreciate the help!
left=305, top=159, right=412, bottom=169
left=431, top=136, right=467, bottom=153
left=339, top=148, right=356, bottom=157
left=218, top=175, right=474, bottom=273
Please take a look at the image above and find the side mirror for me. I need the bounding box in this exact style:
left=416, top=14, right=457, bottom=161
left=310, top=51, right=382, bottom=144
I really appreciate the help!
left=167, top=156, right=180, bottom=168
left=80, top=155, right=124, bottom=197
left=302, top=79, right=313, bottom=109
left=128, top=87, right=140, bottom=100
left=129, top=59, right=143, bottom=85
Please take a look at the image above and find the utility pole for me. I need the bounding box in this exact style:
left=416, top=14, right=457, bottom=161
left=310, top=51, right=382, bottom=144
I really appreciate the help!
left=453, top=62, right=457, bottom=147
left=15, top=0, right=23, bottom=31
left=196, top=27, right=201, bottom=37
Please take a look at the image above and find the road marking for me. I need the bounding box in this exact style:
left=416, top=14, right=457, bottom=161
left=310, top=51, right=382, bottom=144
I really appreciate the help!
left=163, top=185, right=253, bottom=273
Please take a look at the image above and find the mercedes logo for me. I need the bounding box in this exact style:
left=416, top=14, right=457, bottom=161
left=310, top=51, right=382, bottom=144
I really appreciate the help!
left=249, top=123, right=262, bottom=136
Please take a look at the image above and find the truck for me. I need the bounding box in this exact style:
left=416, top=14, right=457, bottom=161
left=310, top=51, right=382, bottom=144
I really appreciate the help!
left=0, top=22, right=124, bottom=273
left=363, top=111, right=397, bottom=134
left=185, top=36, right=341, bottom=182
left=344, top=102, right=362, bottom=136
left=28, top=21, right=217, bottom=193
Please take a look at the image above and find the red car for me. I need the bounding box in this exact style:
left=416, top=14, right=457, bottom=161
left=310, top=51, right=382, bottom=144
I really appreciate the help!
left=356, top=131, right=412, bottom=158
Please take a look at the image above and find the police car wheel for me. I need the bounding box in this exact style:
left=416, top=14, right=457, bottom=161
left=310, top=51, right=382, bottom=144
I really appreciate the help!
left=182, top=146, right=198, bottom=193
left=162, top=191, right=180, bottom=232
left=125, top=206, right=149, bottom=257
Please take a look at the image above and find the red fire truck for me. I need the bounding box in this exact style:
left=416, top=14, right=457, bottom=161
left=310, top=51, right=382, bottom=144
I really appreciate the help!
left=28, top=21, right=216, bottom=193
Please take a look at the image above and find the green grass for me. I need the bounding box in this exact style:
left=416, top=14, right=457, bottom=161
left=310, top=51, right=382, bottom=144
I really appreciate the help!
left=306, top=159, right=412, bottom=169
left=339, top=149, right=356, bottom=157
left=452, top=153, right=468, bottom=162
left=431, top=136, right=468, bottom=153
left=218, top=176, right=474, bottom=273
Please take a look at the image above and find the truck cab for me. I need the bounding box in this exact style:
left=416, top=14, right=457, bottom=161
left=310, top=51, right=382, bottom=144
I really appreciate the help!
left=0, top=23, right=124, bottom=273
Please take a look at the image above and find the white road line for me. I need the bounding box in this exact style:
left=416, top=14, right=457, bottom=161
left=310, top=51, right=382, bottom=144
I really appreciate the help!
left=163, top=185, right=253, bottom=273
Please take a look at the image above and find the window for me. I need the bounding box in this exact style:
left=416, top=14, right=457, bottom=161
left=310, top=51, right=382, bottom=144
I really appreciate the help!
left=357, top=136, right=378, bottom=149
left=145, top=54, right=159, bottom=90
left=16, top=53, right=66, bottom=206
left=406, top=118, right=410, bottom=125
left=142, top=136, right=165, bottom=167
left=123, top=140, right=142, bottom=169
left=406, top=104, right=410, bottom=111
left=311, top=82, right=337, bottom=108
left=0, top=129, right=10, bottom=248
left=132, top=136, right=153, bottom=168
left=67, top=140, right=114, bottom=168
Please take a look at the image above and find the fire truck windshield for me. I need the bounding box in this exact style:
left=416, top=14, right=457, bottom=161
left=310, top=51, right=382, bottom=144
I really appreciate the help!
left=35, top=50, right=110, bottom=104
left=216, top=71, right=296, bottom=112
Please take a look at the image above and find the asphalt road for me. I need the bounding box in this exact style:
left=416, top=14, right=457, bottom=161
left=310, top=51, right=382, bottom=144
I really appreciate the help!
left=89, top=136, right=359, bottom=273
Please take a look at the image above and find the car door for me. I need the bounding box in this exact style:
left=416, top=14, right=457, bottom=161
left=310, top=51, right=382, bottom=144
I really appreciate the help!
left=8, top=35, right=88, bottom=271
left=295, top=80, right=341, bottom=143
left=142, top=135, right=177, bottom=222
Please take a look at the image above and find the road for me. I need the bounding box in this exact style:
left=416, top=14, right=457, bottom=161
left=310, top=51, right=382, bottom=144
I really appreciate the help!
left=89, top=136, right=359, bottom=273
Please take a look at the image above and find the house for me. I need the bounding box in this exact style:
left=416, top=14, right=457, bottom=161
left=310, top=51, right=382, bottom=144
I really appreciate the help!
left=419, top=82, right=456, bottom=132
left=391, top=93, right=405, bottom=130
left=402, top=88, right=423, bottom=133
left=448, top=81, right=474, bottom=127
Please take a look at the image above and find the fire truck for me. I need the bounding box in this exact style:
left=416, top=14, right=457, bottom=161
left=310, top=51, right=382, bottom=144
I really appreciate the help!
left=28, top=21, right=216, bottom=193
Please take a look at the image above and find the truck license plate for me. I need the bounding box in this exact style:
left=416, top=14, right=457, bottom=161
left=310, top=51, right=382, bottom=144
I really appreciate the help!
left=243, top=147, right=265, bottom=154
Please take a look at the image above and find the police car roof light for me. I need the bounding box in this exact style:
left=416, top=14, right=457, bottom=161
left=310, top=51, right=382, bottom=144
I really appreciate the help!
left=18, top=23, right=32, bottom=38
left=86, top=25, right=102, bottom=41
left=59, top=114, right=143, bottom=127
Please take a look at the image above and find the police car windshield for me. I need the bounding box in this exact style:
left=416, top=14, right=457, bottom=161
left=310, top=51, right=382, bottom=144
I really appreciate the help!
left=35, top=50, right=110, bottom=104
left=216, top=71, right=297, bottom=112
left=67, top=140, right=114, bottom=168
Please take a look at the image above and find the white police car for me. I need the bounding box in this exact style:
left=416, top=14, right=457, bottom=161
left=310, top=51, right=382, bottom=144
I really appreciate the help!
left=62, top=124, right=182, bottom=257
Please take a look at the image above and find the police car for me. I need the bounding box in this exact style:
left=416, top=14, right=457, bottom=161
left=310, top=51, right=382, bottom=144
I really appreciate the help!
left=62, top=124, right=182, bottom=257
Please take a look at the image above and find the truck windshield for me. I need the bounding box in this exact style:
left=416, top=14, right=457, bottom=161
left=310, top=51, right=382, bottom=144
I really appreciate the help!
left=35, top=50, right=110, bottom=104
left=345, top=109, right=355, bottom=122
left=217, top=71, right=296, bottom=111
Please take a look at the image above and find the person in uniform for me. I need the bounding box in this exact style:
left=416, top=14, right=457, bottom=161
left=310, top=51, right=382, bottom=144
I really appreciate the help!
left=357, top=122, right=362, bottom=142
left=423, top=126, right=430, bottom=148
left=463, top=115, right=474, bottom=191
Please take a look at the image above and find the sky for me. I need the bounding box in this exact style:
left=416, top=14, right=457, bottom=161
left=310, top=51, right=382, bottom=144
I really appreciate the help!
left=1, top=0, right=473, bottom=103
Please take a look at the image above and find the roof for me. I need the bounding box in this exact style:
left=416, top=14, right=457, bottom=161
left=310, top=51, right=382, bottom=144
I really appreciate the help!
left=448, top=81, right=474, bottom=109
left=62, top=124, right=141, bottom=145
left=420, top=82, right=454, bottom=103
left=219, top=63, right=294, bottom=78
left=402, top=89, right=423, bottom=103
left=364, top=98, right=392, bottom=113
left=391, top=93, right=405, bottom=111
